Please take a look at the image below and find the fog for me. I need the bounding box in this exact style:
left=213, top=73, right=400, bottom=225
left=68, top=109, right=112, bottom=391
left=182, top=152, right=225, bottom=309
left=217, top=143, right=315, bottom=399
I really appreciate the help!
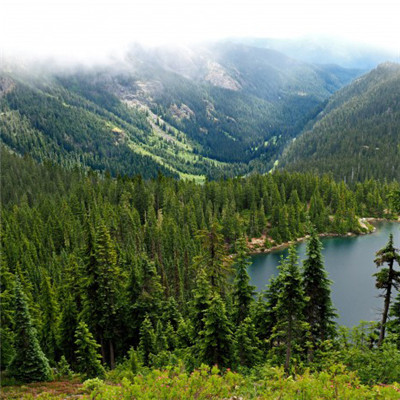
left=1, top=0, right=399, bottom=65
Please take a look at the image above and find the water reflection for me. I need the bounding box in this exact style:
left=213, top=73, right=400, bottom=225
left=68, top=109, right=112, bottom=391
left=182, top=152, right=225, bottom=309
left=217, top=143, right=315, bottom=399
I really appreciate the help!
left=249, top=222, right=400, bottom=326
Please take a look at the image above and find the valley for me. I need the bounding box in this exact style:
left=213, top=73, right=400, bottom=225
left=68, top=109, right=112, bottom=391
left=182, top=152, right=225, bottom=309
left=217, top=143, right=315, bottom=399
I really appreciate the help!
left=2, top=36, right=400, bottom=400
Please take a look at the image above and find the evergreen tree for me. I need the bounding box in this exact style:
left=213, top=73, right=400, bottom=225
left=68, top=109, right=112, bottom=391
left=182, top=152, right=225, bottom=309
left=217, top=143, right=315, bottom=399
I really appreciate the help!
left=74, top=321, right=105, bottom=379
left=272, top=246, right=308, bottom=371
left=138, top=315, right=156, bottom=366
left=199, top=293, right=235, bottom=367
left=194, top=222, right=232, bottom=294
left=190, top=269, right=212, bottom=335
left=155, top=320, right=168, bottom=353
left=374, top=234, right=400, bottom=346
left=302, top=227, right=337, bottom=358
left=8, top=280, right=52, bottom=382
left=39, top=273, right=59, bottom=363
left=259, top=274, right=283, bottom=350
left=235, top=317, right=262, bottom=367
left=0, top=260, right=15, bottom=370
left=58, top=294, right=79, bottom=367
left=81, top=221, right=121, bottom=368
left=233, top=236, right=256, bottom=324
left=388, top=292, right=400, bottom=349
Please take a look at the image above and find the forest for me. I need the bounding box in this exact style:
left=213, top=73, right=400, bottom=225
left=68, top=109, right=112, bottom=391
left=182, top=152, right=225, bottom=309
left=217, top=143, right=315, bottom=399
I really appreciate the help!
left=281, top=63, right=400, bottom=181
left=2, top=148, right=400, bottom=398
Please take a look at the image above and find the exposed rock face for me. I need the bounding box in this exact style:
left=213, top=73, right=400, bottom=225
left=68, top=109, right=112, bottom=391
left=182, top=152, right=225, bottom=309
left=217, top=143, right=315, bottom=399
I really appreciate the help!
left=169, top=103, right=194, bottom=121
left=205, top=61, right=241, bottom=91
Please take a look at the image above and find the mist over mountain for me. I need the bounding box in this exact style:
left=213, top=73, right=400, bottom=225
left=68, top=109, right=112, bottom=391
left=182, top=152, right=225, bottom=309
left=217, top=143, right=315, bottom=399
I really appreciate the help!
left=0, top=41, right=362, bottom=179
left=233, top=37, right=399, bottom=70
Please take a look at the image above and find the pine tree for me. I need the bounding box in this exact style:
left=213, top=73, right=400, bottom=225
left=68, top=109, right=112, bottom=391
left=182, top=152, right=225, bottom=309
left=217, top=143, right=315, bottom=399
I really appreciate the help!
left=74, top=321, right=105, bottom=379
left=259, top=274, right=283, bottom=350
left=190, top=270, right=211, bottom=336
left=235, top=317, right=262, bottom=367
left=155, top=320, right=167, bottom=353
left=8, top=279, right=52, bottom=382
left=233, top=236, right=256, bottom=324
left=194, top=222, right=232, bottom=294
left=138, top=315, right=156, bottom=366
left=81, top=221, right=121, bottom=368
left=39, top=273, right=59, bottom=364
left=199, top=293, right=235, bottom=367
left=272, top=246, right=308, bottom=371
left=0, top=259, right=15, bottom=370
left=388, top=292, right=400, bottom=348
left=374, top=234, right=400, bottom=346
left=302, top=227, right=337, bottom=358
left=58, top=294, right=79, bottom=367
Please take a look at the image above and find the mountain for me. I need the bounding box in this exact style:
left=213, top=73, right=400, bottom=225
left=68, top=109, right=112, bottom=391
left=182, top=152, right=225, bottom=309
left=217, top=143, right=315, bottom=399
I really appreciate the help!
left=280, top=62, right=400, bottom=181
left=0, top=41, right=361, bottom=179
left=234, top=37, right=399, bottom=70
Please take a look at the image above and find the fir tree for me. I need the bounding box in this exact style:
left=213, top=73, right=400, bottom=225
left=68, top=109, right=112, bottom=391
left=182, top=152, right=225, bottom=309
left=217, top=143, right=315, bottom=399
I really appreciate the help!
left=272, top=246, right=308, bottom=371
left=190, top=270, right=211, bottom=336
left=8, top=280, right=52, bottom=382
left=233, top=236, right=256, bottom=324
left=194, top=222, right=232, bottom=294
left=58, top=294, right=79, bottom=367
left=155, top=320, right=168, bottom=353
left=81, top=221, right=121, bottom=368
left=235, top=317, right=262, bottom=367
left=74, top=321, right=105, bottom=379
left=302, top=227, right=337, bottom=358
left=374, top=234, right=400, bottom=346
left=199, top=293, right=235, bottom=367
left=39, top=273, right=59, bottom=363
left=0, top=259, right=15, bottom=370
left=389, top=293, right=400, bottom=348
left=138, top=315, right=156, bottom=366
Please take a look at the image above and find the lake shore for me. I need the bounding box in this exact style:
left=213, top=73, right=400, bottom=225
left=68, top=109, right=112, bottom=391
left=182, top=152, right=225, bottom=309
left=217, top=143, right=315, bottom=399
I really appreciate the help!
left=248, top=216, right=400, bottom=255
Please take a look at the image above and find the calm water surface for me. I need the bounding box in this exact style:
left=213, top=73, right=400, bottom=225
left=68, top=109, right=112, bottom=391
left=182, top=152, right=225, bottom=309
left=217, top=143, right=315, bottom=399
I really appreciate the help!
left=249, top=222, right=400, bottom=326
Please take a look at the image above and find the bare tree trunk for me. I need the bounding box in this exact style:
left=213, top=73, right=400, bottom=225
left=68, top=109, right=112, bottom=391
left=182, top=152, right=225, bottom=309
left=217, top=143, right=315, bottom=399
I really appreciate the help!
left=100, top=336, right=106, bottom=364
left=378, top=260, right=394, bottom=346
left=285, top=319, right=292, bottom=371
left=109, top=340, right=115, bottom=369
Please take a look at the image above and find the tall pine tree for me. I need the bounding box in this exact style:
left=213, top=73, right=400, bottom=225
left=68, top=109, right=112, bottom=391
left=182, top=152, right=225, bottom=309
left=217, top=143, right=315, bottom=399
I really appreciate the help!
left=374, top=234, right=400, bottom=346
left=302, top=227, right=336, bottom=358
left=74, top=321, right=105, bottom=379
left=233, top=236, right=256, bottom=325
left=8, top=279, right=52, bottom=382
left=272, top=246, right=308, bottom=371
left=199, top=293, right=235, bottom=367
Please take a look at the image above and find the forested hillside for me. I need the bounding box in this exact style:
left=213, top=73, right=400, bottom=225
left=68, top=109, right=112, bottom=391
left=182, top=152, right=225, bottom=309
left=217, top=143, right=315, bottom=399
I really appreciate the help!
left=0, top=42, right=361, bottom=179
left=281, top=62, right=400, bottom=181
left=2, top=150, right=400, bottom=394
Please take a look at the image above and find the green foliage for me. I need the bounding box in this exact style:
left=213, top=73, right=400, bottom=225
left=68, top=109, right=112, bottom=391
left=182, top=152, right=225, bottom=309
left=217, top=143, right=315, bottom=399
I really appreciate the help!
left=271, top=246, right=308, bottom=371
left=373, top=234, right=400, bottom=345
left=84, top=363, right=400, bottom=400
left=282, top=63, right=400, bottom=181
left=138, top=315, right=156, bottom=367
left=1, top=150, right=400, bottom=387
left=199, top=293, right=236, bottom=367
left=74, top=321, right=105, bottom=379
left=232, top=236, right=256, bottom=324
left=8, top=280, right=52, bottom=382
left=302, top=227, right=337, bottom=351
left=55, top=356, right=74, bottom=379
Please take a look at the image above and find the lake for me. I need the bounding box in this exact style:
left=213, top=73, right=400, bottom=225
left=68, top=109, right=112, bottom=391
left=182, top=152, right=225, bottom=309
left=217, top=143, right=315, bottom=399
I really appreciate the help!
left=249, top=222, right=400, bottom=326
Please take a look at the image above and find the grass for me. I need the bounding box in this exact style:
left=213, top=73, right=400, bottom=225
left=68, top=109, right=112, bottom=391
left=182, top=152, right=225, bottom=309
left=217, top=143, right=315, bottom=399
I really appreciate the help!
left=0, top=379, right=84, bottom=399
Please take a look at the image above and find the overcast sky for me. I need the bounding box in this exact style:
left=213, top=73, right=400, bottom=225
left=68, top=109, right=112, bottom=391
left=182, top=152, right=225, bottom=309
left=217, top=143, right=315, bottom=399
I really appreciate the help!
left=1, top=0, right=399, bottom=60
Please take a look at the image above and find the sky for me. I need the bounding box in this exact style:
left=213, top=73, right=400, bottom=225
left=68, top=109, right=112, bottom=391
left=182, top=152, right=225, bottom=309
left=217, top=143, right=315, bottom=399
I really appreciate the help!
left=1, top=0, right=399, bottom=61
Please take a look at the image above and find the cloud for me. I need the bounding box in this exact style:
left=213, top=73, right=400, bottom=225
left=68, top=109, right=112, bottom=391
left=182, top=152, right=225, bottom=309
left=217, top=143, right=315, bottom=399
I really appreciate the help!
left=1, top=0, right=399, bottom=62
